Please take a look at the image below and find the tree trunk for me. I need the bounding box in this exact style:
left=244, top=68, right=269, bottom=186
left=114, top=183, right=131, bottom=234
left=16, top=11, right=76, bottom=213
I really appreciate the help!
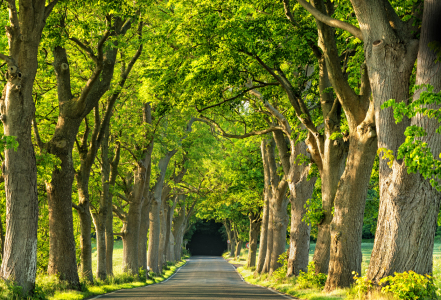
left=229, top=226, right=237, bottom=257
left=256, top=139, right=271, bottom=274
left=262, top=211, right=273, bottom=273
left=47, top=156, right=80, bottom=287
left=168, top=232, right=175, bottom=262
left=223, top=220, right=233, bottom=254
left=164, top=196, right=178, bottom=263
left=367, top=0, right=441, bottom=282
left=247, top=213, right=261, bottom=268
left=76, top=174, right=93, bottom=282
left=173, top=205, right=186, bottom=261
left=0, top=1, right=57, bottom=295
left=287, top=141, right=317, bottom=276
left=105, top=141, right=120, bottom=276
left=325, top=118, right=377, bottom=290
left=158, top=201, right=168, bottom=269
left=122, top=162, right=149, bottom=275
left=268, top=134, right=289, bottom=275
left=138, top=190, right=150, bottom=272
left=147, top=150, right=177, bottom=274
left=235, top=238, right=242, bottom=258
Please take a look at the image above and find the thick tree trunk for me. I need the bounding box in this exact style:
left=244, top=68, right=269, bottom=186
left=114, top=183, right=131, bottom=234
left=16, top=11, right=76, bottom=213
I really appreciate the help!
left=267, top=134, right=289, bottom=275
left=223, top=220, right=233, bottom=254
left=122, top=163, right=148, bottom=275
left=287, top=142, right=317, bottom=276
left=164, top=196, right=178, bottom=263
left=269, top=190, right=289, bottom=274
left=325, top=118, right=377, bottom=290
left=47, top=156, right=80, bottom=287
left=235, top=238, right=242, bottom=258
left=76, top=175, right=93, bottom=281
left=0, top=1, right=57, bottom=295
left=147, top=150, right=177, bottom=274
left=168, top=232, right=175, bottom=262
left=366, top=0, right=441, bottom=282
left=247, top=213, right=261, bottom=268
left=173, top=205, right=186, bottom=261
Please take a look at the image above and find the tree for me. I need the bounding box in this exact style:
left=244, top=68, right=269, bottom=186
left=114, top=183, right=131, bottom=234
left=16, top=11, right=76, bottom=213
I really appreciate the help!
left=0, top=0, right=58, bottom=295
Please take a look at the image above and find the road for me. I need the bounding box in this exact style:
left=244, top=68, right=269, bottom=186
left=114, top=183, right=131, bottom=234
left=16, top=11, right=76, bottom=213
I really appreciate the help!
left=95, top=256, right=295, bottom=299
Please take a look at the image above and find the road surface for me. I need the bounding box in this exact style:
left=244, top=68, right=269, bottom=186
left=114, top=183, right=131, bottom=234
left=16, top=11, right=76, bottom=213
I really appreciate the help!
left=95, top=256, right=295, bottom=299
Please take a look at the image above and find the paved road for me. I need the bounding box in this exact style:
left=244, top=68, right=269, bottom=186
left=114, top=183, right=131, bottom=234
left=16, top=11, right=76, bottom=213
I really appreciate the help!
left=95, top=256, right=295, bottom=299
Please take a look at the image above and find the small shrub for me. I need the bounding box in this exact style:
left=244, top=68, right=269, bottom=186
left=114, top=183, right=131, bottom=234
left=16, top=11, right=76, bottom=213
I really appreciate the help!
left=296, top=261, right=327, bottom=289
left=347, top=272, right=374, bottom=299
left=272, top=252, right=288, bottom=283
left=379, top=270, right=438, bottom=300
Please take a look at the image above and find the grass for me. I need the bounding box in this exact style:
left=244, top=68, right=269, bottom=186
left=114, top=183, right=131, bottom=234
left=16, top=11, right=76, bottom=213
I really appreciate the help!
left=0, top=240, right=187, bottom=300
left=226, top=242, right=441, bottom=300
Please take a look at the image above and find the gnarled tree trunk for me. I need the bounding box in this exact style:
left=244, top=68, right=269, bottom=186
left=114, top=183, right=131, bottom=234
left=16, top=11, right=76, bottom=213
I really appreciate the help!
left=366, top=0, right=441, bottom=282
left=0, top=1, right=58, bottom=295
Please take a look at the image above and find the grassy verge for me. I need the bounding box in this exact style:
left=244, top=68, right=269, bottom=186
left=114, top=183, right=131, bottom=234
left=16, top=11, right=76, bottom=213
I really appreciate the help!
left=224, top=244, right=441, bottom=300
left=47, top=259, right=187, bottom=300
left=0, top=256, right=187, bottom=300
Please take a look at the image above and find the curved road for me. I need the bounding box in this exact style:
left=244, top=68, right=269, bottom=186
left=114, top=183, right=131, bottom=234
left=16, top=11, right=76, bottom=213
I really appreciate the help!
left=95, top=256, right=295, bottom=299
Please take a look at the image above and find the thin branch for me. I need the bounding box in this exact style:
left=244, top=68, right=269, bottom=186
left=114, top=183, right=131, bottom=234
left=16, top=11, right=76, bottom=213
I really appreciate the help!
left=195, top=116, right=283, bottom=139
left=197, top=83, right=279, bottom=113
left=32, top=117, right=47, bottom=151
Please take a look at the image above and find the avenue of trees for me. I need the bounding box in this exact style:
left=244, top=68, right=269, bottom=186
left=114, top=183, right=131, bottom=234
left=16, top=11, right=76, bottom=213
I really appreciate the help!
left=0, top=0, right=440, bottom=297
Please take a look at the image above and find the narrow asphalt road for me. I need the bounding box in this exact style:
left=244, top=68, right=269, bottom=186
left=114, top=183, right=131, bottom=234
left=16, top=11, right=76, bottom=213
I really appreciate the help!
left=95, top=256, right=296, bottom=299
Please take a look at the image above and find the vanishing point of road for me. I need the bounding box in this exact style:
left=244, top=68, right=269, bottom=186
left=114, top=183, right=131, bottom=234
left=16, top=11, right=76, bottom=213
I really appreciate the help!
left=94, top=256, right=296, bottom=299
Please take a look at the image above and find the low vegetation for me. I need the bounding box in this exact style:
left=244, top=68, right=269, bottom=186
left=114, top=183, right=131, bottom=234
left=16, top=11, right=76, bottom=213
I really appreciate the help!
left=228, top=244, right=441, bottom=300
left=0, top=240, right=187, bottom=300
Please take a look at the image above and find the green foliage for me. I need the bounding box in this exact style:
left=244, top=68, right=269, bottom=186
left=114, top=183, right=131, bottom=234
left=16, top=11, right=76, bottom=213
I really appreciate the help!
left=296, top=261, right=327, bottom=289
left=380, top=271, right=438, bottom=300
left=0, top=135, right=19, bottom=152
left=347, top=272, right=374, bottom=299
left=382, top=86, right=441, bottom=190
left=272, top=252, right=288, bottom=282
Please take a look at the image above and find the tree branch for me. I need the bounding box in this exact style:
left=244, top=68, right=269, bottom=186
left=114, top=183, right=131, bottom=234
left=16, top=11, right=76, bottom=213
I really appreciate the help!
left=195, top=116, right=283, bottom=139
left=32, top=117, right=47, bottom=151
left=197, top=83, right=279, bottom=113
left=44, top=0, right=60, bottom=20
left=295, top=0, right=363, bottom=40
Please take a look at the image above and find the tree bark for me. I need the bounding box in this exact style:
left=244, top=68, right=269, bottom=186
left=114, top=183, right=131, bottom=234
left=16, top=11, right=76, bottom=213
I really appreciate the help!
left=147, top=150, right=177, bottom=274
left=247, top=213, right=261, bottom=268
left=287, top=141, right=316, bottom=276
left=268, top=134, right=289, bottom=275
left=106, top=140, right=120, bottom=276
left=235, top=237, right=242, bottom=258
left=367, top=0, right=441, bottom=283
left=138, top=188, right=151, bottom=272
left=173, top=204, right=187, bottom=261
left=256, top=139, right=271, bottom=274
left=229, top=224, right=237, bottom=257
left=0, top=0, right=58, bottom=295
